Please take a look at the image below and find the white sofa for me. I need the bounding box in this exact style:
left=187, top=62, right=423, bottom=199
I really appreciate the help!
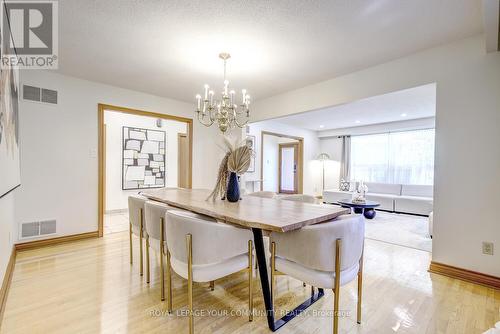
left=323, top=182, right=433, bottom=216
left=365, top=182, right=401, bottom=211
left=394, top=184, right=433, bottom=216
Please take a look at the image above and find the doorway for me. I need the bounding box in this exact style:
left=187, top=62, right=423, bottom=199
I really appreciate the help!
left=98, top=104, right=193, bottom=237
left=279, top=142, right=299, bottom=194
left=260, top=131, right=304, bottom=194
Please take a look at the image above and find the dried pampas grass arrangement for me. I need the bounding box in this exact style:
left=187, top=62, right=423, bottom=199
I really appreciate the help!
left=228, top=145, right=251, bottom=174
left=207, top=136, right=253, bottom=201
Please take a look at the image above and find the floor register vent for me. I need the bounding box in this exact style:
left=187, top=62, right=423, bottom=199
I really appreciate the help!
left=21, top=220, right=57, bottom=239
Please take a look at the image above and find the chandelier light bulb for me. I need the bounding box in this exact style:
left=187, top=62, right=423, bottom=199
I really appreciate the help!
left=209, top=90, right=214, bottom=105
left=229, top=90, right=235, bottom=105
left=195, top=94, right=201, bottom=111
left=204, top=84, right=209, bottom=99
left=241, top=89, right=247, bottom=104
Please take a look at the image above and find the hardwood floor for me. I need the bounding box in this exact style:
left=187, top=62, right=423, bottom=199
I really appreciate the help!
left=1, top=231, right=499, bottom=334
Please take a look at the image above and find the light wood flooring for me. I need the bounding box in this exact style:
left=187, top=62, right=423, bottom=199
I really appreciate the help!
left=1, top=231, right=499, bottom=333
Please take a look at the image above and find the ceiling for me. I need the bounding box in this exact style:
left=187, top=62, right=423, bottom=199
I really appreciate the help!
left=273, top=83, right=436, bottom=131
left=57, top=0, right=482, bottom=102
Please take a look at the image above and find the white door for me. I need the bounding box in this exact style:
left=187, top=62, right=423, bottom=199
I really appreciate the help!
left=279, top=143, right=298, bottom=193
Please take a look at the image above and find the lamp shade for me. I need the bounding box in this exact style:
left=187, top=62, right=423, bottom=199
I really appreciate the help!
left=317, top=153, right=330, bottom=161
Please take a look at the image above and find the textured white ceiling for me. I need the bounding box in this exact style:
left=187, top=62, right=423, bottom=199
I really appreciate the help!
left=57, top=0, right=482, bottom=102
left=273, top=84, right=436, bottom=131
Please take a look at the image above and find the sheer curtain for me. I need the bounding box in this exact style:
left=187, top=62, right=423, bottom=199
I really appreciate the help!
left=350, top=129, right=435, bottom=185
left=339, top=135, right=351, bottom=181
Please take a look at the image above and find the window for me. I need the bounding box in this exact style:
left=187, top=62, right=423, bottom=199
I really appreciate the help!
left=350, top=129, right=435, bottom=185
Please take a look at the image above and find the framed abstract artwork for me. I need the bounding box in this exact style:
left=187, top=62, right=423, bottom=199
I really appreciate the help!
left=0, top=1, right=21, bottom=198
left=246, top=135, right=256, bottom=173
left=122, top=126, right=166, bottom=190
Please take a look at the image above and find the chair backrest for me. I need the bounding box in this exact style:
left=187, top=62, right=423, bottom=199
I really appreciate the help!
left=279, top=194, right=318, bottom=204
left=247, top=191, right=276, bottom=198
left=166, top=210, right=252, bottom=266
left=144, top=200, right=172, bottom=241
left=128, top=194, right=147, bottom=229
left=270, top=214, right=365, bottom=272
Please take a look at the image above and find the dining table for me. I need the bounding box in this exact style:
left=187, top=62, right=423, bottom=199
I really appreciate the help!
left=141, top=188, right=350, bottom=331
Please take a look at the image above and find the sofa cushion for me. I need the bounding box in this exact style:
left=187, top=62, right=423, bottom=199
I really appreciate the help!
left=398, top=195, right=432, bottom=201
left=401, top=184, right=433, bottom=197
left=365, top=193, right=395, bottom=211
left=394, top=196, right=433, bottom=216
left=365, top=182, right=401, bottom=195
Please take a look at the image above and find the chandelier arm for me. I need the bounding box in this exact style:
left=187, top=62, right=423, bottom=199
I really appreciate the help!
left=233, top=108, right=249, bottom=128
left=234, top=117, right=249, bottom=128
left=197, top=111, right=215, bottom=127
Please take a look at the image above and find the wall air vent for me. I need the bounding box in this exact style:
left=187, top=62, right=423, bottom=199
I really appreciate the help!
left=23, top=84, right=58, bottom=104
left=41, top=88, right=58, bottom=104
left=20, top=220, right=57, bottom=239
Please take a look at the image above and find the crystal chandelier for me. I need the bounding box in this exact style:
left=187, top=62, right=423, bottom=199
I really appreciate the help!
left=195, top=53, right=250, bottom=134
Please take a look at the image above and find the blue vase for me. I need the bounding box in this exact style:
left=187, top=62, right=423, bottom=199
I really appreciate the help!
left=226, top=172, right=240, bottom=202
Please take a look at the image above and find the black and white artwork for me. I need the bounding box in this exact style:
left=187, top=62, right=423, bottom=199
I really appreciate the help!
left=0, top=1, right=21, bottom=198
left=246, top=135, right=256, bottom=173
left=122, top=126, right=166, bottom=190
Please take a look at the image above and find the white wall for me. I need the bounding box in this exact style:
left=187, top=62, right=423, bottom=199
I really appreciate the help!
left=15, top=70, right=225, bottom=242
left=245, top=120, right=321, bottom=196
left=104, top=112, right=187, bottom=212
left=0, top=192, right=15, bottom=285
left=252, top=35, right=500, bottom=277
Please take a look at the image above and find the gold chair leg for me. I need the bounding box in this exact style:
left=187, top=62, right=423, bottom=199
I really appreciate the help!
left=139, top=208, right=144, bottom=276
left=146, top=235, right=150, bottom=284
left=160, top=218, right=165, bottom=301
left=209, top=281, right=215, bottom=291
left=271, top=242, right=276, bottom=309
left=333, top=239, right=342, bottom=334
left=186, top=234, right=194, bottom=334
left=248, top=240, right=254, bottom=322
left=129, top=222, right=133, bottom=265
left=166, top=250, right=172, bottom=313
left=357, top=251, right=364, bottom=324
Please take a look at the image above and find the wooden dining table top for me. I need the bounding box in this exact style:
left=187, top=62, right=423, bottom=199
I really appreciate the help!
left=140, top=188, right=350, bottom=232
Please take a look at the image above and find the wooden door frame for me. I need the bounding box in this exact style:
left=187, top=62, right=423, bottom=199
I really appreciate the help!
left=278, top=142, right=299, bottom=194
left=260, top=131, right=304, bottom=194
left=98, top=103, right=193, bottom=237
left=177, top=133, right=189, bottom=188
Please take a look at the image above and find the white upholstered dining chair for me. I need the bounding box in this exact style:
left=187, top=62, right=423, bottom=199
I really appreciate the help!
left=247, top=191, right=276, bottom=198
left=166, top=210, right=255, bottom=334
left=143, top=200, right=175, bottom=306
left=270, top=214, right=365, bottom=334
left=128, top=194, right=147, bottom=276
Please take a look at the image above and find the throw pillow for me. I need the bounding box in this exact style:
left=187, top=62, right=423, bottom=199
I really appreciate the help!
left=339, top=179, right=350, bottom=191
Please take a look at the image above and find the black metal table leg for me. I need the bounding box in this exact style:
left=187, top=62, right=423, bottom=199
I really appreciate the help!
left=252, top=228, right=324, bottom=331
